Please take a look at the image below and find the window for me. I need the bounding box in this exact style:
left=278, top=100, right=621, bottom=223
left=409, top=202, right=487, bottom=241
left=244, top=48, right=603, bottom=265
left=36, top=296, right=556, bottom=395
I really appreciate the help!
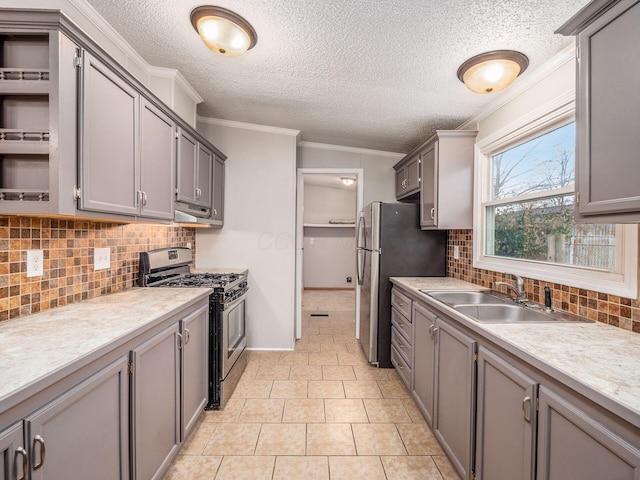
left=474, top=100, right=637, bottom=297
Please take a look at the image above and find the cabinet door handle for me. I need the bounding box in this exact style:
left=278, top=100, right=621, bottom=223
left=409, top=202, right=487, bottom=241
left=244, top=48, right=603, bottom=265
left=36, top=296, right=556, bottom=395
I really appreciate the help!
left=15, top=447, right=28, bottom=480
left=142, top=192, right=147, bottom=207
left=185, top=328, right=190, bottom=345
left=177, top=332, right=183, bottom=350
left=32, top=435, right=45, bottom=470
left=432, top=326, right=438, bottom=343
left=213, top=208, right=218, bottom=218
left=522, top=396, right=532, bottom=423
left=430, top=207, right=435, bottom=220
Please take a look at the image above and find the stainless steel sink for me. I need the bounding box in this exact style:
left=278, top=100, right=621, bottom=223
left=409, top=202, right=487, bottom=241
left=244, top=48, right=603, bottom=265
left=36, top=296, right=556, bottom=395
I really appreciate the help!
left=454, top=304, right=558, bottom=323
left=423, top=290, right=509, bottom=306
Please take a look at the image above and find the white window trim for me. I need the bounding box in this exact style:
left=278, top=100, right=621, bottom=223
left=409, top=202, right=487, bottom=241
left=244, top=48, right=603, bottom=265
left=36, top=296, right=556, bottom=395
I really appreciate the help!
left=473, top=94, right=638, bottom=298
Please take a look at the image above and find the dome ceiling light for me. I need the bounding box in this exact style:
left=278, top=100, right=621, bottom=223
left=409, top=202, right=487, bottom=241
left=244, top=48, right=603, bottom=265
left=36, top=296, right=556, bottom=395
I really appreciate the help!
left=457, top=50, right=529, bottom=94
left=341, top=178, right=356, bottom=187
left=190, top=6, right=257, bottom=57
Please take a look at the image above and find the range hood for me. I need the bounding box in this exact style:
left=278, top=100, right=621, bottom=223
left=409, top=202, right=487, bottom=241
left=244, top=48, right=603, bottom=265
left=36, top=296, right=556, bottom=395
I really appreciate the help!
left=174, top=201, right=216, bottom=226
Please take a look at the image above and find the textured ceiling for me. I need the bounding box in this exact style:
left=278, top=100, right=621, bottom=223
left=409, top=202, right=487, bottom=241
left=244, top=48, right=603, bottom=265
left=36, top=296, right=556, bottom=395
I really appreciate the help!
left=85, top=0, right=589, bottom=153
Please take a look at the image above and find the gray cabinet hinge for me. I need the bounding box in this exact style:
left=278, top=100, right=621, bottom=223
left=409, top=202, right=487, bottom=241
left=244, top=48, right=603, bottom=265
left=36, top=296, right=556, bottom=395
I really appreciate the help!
left=175, top=129, right=180, bottom=140
left=472, top=473, right=477, bottom=480
left=127, top=362, right=134, bottom=376
left=473, top=352, right=478, bottom=363
left=576, top=191, right=580, bottom=205
left=73, top=186, right=81, bottom=200
left=536, top=397, right=540, bottom=411
left=74, top=49, right=82, bottom=69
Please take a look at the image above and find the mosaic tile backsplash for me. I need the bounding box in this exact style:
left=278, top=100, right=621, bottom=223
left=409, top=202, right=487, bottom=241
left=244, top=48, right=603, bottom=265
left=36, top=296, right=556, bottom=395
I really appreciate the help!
left=447, top=230, right=640, bottom=334
left=0, top=216, right=195, bottom=321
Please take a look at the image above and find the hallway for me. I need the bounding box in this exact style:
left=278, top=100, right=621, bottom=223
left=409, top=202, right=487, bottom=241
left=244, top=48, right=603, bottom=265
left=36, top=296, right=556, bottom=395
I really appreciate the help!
left=162, top=289, right=457, bottom=479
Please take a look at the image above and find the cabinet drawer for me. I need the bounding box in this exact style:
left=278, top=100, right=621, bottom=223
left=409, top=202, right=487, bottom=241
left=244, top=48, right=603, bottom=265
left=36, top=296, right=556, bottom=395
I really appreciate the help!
left=391, top=289, right=412, bottom=319
left=391, top=307, right=412, bottom=343
left=391, top=345, right=411, bottom=388
left=391, top=325, right=412, bottom=366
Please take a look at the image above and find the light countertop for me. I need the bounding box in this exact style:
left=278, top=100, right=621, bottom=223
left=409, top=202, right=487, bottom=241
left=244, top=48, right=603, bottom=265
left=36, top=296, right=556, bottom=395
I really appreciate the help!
left=0, top=287, right=211, bottom=406
left=390, top=277, right=640, bottom=428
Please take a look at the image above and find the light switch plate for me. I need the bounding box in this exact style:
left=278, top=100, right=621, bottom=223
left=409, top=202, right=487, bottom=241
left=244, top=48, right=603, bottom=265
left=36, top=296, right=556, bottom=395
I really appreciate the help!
left=94, top=247, right=111, bottom=271
left=26, top=250, right=44, bottom=277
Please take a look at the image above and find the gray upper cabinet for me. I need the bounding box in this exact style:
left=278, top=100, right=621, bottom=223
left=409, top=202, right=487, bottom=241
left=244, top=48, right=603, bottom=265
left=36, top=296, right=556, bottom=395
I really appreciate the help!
left=0, top=15, right=79, bottom=217
left=558, top=0, right=640, bottom=222
left=0, top=10, right=226, bottom=224
left=26, top=357, right=129, bottom=480
left=0, top=422, right=25, bottom=480
left=475, top=347, right=537, bottom=480
left=419, top=131, right=478, bottom=230
left=176, top=129, right=214, bottom=211
left=537, top=386, right=640, bottom=480
left=196, top=144, right=213, bottom=209
left=180, top=305, right=208, bottom=440
left=433, top=315, right=477, bottom=480
left=211, top=155, right=225, bottom=225
left=139, top=98, right=175, bottom=220
left=80, top=50, right=140, bottom=216
left=131, top=323, right=180, bottom=480
left=80, top=52, right=177, bottom=220
left=394, top=154, right=421, bottom=200
left=176, top=129, right=198, bottom=206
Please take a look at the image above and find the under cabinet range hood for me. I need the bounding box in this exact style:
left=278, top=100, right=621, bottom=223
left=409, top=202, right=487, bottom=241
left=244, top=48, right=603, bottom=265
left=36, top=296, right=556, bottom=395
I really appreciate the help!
left=174, top=201, right=215, bottom=225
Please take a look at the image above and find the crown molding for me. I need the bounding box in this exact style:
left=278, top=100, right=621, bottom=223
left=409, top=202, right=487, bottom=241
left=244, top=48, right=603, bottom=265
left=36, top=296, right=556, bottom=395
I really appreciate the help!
left=197, top=116, right=301, bottom=136
left=297, top=141, right=405, bottom=158
left=146, top=65, right=204, bottom=104
left=68, top=0, right=203, bottom=104
left=457, top=44, right=575, bottom=131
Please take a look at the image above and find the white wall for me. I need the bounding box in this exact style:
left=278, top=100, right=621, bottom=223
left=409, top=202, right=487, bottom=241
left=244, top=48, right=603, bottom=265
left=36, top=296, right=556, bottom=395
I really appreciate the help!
left=303, top=184, right=356, bottom=288
left=298, top=144, right=403, bottom=205
left=195, top=118, right=300, bottom=350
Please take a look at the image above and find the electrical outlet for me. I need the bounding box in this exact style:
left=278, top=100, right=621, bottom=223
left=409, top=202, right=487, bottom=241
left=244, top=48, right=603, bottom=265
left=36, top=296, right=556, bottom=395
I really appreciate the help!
left=94, top=247, right=111, bottom=271
left=347, top=277, right=352, bottom=283
left=186, top=242, right=192, bottom=249
left=454, top=245, right=460, bottom=260
left=26, top=250, right=44, bottom=277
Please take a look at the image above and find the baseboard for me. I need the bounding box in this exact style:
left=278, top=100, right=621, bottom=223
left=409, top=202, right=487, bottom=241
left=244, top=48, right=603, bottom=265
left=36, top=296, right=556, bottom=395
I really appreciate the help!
left=304, top=287, right=355, bottom=291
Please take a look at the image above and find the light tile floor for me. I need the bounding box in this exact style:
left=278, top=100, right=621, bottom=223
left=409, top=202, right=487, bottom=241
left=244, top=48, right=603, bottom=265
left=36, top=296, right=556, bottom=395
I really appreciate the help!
left=162, top=289, right=458, bottom=480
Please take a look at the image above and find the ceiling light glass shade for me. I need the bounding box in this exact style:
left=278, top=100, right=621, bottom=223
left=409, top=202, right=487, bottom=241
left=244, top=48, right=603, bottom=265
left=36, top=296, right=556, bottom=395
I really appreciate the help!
left=191, top=6, right=257, bottom=57
left=341, top=177, right=355, bottom=186
left=457, top=50, right=528, bottom=94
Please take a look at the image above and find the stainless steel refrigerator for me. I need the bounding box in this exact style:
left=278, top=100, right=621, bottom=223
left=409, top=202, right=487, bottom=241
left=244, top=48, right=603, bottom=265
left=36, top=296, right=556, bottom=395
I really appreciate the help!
left=356, top=202, right=446, bottom=367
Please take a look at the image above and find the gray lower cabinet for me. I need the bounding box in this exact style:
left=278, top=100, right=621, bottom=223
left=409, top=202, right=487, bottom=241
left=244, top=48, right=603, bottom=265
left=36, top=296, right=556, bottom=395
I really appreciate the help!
left=131, top=323, right=180, bottom=480
left=537, top=386, right=640, bottom=480
left=411, top=302, right=436, bottom=426
left=181, top=306, right=208, bottom=440
left=26, top=357, right=129, bottom=480
left=80, top=50, right=140, bottom=216
left=475, top=347, right=537, bottom=480
left=558, top=0, right=640, bottom=222
left=0, top=423, right=25, bottom=480
left=432, top=315, right=477, bottom=480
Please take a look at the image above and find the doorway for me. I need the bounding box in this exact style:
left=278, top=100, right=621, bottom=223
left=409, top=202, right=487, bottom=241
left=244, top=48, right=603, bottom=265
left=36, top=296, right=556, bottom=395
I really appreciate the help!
left=295, top=168, right=364, bottom=340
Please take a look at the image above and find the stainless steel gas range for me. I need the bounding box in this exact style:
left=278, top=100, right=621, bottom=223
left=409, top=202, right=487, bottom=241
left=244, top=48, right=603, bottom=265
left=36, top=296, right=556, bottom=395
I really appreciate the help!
left=138, top=247, right=248, bottom=410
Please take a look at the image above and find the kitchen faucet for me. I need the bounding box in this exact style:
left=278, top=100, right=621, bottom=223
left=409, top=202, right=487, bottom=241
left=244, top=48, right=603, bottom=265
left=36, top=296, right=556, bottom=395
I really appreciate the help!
left=494, top=274, right=528, bottom=302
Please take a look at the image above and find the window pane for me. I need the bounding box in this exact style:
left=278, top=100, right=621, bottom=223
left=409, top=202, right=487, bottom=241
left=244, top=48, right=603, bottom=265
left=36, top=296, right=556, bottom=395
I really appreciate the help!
left=491, top=123, right=575, bottom=200
left=486, top=194, right=616, bottom=270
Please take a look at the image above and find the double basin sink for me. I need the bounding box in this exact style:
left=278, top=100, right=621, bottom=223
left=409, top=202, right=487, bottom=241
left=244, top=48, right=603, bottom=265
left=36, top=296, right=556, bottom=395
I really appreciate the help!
left=422, top=290, right=592, bottom=324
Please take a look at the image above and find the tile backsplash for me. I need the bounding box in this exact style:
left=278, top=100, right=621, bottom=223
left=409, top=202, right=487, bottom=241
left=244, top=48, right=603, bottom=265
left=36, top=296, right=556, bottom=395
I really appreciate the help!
left=447, top=229, right=640, bottom=334
left=0, top=216, right=195, bottom=321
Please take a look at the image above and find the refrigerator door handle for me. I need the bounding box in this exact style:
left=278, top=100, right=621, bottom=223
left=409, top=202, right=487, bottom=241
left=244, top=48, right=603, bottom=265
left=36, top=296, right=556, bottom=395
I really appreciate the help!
left=356, top=247, right=365, bottom=285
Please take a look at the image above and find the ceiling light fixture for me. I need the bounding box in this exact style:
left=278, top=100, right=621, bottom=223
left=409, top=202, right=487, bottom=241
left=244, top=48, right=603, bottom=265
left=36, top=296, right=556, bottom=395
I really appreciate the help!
left=341, top=177, right=355, bottom=187
left=457, top=50, right=529, bottom=94
left=190, top=6, right=257, bottom=57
